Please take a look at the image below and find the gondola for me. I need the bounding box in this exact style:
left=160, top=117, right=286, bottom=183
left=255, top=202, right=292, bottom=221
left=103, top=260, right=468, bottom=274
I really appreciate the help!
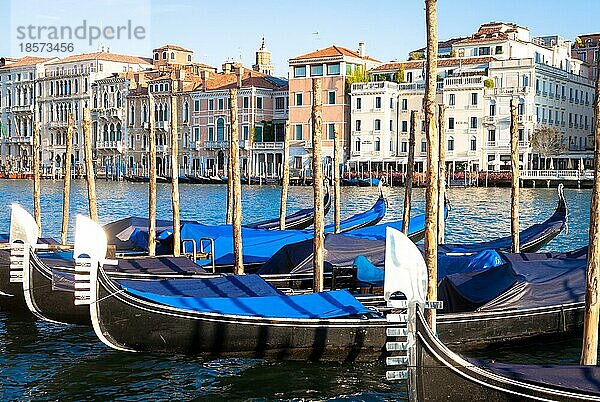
left=123, top=175, right=169, bottom=183
left=185, top=174, right=210, bottom=184
left=244, top=185, right=332, bottom=230
left=410, top=307, right=600, bottom=401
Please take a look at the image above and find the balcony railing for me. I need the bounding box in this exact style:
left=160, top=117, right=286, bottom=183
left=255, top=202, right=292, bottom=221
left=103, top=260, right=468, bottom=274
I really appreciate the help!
left=11, top=104, right=34, bottom=113
left=486, top=86, right=530, bottom=96
left=204, top=140, right=228, bottom=149
left=253, top=141, right=284, bottom=150
left=48, top=121, right=67, bottom=129
left=483, top=116, right=496, bottom=125
left=156, top=144, right=168, bottom=153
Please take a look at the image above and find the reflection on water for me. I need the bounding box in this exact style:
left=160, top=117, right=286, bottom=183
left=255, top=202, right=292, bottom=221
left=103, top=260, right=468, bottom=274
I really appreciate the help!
left=0, top=180, right=592, bottom=400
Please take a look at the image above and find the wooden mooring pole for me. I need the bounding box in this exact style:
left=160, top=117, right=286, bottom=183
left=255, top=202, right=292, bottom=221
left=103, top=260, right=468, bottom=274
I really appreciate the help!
left=230, top=86, right=244, bottom=274
left=148, top=94, right=157, bottom=257
left=226, top=124, right=234, bottom=225
left=401, top=110, right=416, bottom=235
left=83, top=108, right=98, bottom=222
left=170, top=89, right=181, bottom=257
left=438, top=105, right=446, bottom=244
left=424, top=0, right=439, bottom=330
left=581, top=53, right=600, bottom=365
left=32, top=121, right=41, bottom=235
left=510, top=98, right=520, bottom=253
left=279, top=121, right=290, bottom=230
left=60, top=113, right=74, bottom=244
left=334, top=124, right=342, bottom=233
left=312, top=78, right=324, bottom=292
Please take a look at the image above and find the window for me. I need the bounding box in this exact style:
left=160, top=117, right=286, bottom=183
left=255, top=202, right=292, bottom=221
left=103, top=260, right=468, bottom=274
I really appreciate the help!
left=216, top=118, right=225, bottom=141
left=193, top=127, right=200, bottom=141
left=327, top=64, right=340, bottom=75
left=154, top=53, right=159, bottom=60
left=471, top=93, right=478, bottom=105
left=374, top=137, right=381, bottom=151
left=208, top=126, right=214, bottom=141
left=294, top=156, right=302, bottom=169
left=243, top=125, right=249, bottom=140
left=518, top=101, right=524, bottom=115
left=295, top=124, right=302, bottom=140
left=275, top=97, right=285, bottom=109
left=470, top=117, right=477, bottom=129
left=356, top=97, right=362, bottom=110
left=295, top=93, right=303, bottom=106
left=470, top=136, right=477, bottom=151
left=218, top=98, right=224, bottom=110
left=401, top=141, right=407, bottom=153
left=401, top=98, right=408, bottom=110
left=183, top=102, right=189, bottom=122
left=194, top=100, right=200, bottom=112
left=294, top=66, right=306, bottom=77
left=495, top=45, right=503, bottom=54
left=162, top=51, right=167, bottom=59
left=328, top=91, right=336, bottom=105
left=478, top=47, right=491, bottom=55
left=448, top=117, right=455, bottom=130
left=523, top=75, right=529, bottom=87
left=390, top=98, right=394, bottom=109
left=187, top=55, right=192, bottom=62
left=374, top=119, right=381, bottom=131
left=241, top=96, right=249, bottom=108
left=518, top=129, right=524, bottom=142
left=488, top=130, right=496, bottom=142
left=355, top=138, right=361, bottom=152
left=310, top=65, right=323, bottom=76
left=390, top=120, right=393, bottom=131
left=328, top=123, right=335, bottom=140
left=401, top=121, right=408, bottom=132
left=208, top=99, right=214, bottom=110
left=448, top=136, right=454, bottom=151
left=421, top=140, right=426, bottom=153
left=375, top=96, right=382, bottom=109
left=354, top=120, right=361, bottom=132
left=254, top=126, right=263, bottom=142
left=256, top=97, right=263, bottom=109
left=489, top=102, right=496, bottom=116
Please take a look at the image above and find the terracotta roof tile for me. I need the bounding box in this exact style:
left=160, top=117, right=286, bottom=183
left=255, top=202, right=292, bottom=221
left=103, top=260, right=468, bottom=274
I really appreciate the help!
left=0, top=56, right=55, bottom=69
left=153, top=44, right=192, bottom=52
left=47, top=52, right=152, bottom=65
left=205, top=70, right=287, bottom=91
left=290, top=45, right=380, bottom=62
left=373, top=57, right=495, bottom=71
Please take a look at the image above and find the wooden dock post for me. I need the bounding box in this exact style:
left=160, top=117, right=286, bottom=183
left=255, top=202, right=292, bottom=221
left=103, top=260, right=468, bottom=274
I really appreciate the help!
left=424, top=0, right=439, bottom=330
left=226, top=124, right=234, bottom=225
left=438, top=105, right=446, bottom=244
left=230, top=87, right=244, bottom=274
left=581, top=54, right=600, bottom=365
left=148, top=94, right=157, bottom=257
left=170, top=89, right=181, bottom=257
left=312, top=78, right=324, bottom=292
left=510, top=98, right=520, bottom=253
left=60, top=113, right=74, bottom=244
left=279, top=121, right=290, bottom=230
left=32, top=121, right=41, bottom=235
left=402, top=110, right=416, bottom=234
left=83, top=108, right=98, bottom=222
left=333, top=124, right=342, bottom=233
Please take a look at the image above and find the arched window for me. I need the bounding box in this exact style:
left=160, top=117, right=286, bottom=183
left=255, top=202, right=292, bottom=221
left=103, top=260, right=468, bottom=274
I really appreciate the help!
left=374, top=119, right=381, bottom=131
left=103, top=92, right=109, bottom=108
left=183, top=102, right=189, bottom=122
left=171, top=52, right=175, bottom=59
left=74, top=79, right=79, bottom=93
left=116, top=92, right=122, bottom=108
left=470, top=136, right=477, bottom=151
left=448, top=136, right=454, bottom=151
left=421, top=140, right=427, bottom=153
left=74, top=103, right=79, bottom=120
left=109, top=124, right=115, bottom=141
left=374, top=137, right=381, bottom=151
left=103, top=124, right=108, bottom=141
left=142, top=134, right=147, bottom=148
left=130, top=105, right=135, bottom=124
left=154, top=104, right=159, bottom=122
left=93, top=94, right=98, bottom=108
left=158, top=104, right=164, bottom=121
left=60, top=81, right=64, bottom=95
left=216, top=118, right=225, bottom=141
left=389, top=140, right=394, bottom=152
left=116, top=123, right=122, bottom=141
left=142, top=104, right=147, bottom=122
left=355, top=137, right=361, bottom=152
left=66, top=80, right=71, bottom=95
left=7, top=90, right=11, bottom=107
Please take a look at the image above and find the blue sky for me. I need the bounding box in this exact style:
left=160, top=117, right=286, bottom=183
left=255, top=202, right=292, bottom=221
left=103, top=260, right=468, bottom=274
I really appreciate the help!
left=2, top=0, right=599, bottom=76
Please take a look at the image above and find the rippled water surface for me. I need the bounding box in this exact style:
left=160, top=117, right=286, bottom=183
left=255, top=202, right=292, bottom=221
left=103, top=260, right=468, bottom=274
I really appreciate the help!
left=0, top=180, right=592, bottom=401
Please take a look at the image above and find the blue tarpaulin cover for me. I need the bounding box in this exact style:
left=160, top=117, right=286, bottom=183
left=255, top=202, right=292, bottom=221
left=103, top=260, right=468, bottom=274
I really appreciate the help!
left=117, top=274, right=282, bottom=298
left=122, top=286, right=374, bottom=319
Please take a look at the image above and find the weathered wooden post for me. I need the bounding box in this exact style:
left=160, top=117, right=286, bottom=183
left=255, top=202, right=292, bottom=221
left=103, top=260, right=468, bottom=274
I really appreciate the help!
left=32, top=121, right=41, bottom=235
left=438, top=104, right=446, bottom=244
left=60, top=113, right=74, bottom=244
left=83, top=108, right=98, bottom=222
left=279, top=121, right=290, bottom=229
left=510, top=98, right=520, bottom=253
left=333, top=124, right=342, bottom=233
left=581, top=54, right=600, bottom=365
left=226, top=124, right=234, bottom=225
left=148, top=94, right=157, bottom=257
left=230, top=86, right=244, bottom=274
left=312, top=78, right=324, bottom=292
left=170, top=87, right=181, bottom=257
left=401, top=110, right=416, bottom=234
left=424, top=0, right=439, bottom=330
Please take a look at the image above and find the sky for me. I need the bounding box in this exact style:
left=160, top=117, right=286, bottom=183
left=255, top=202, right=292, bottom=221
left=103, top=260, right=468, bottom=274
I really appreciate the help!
left=2, top=0, right=600, bottom=77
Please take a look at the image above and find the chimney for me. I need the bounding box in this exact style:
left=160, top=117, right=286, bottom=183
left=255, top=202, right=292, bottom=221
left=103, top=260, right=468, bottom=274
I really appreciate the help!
left=222, top=62, right=232, bottom=74
left=237, top=66, right=244, bottom=88
left=358, top=42, right=365, bottom=58
left=201, top=69, right=210, bottom=81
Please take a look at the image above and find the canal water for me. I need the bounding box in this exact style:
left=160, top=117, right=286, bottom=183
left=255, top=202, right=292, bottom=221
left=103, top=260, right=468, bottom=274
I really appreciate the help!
left=0, top=180, right=593, bottom=401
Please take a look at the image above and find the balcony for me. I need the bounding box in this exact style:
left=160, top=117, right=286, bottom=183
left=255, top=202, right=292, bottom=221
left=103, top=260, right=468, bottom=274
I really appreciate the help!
left=486, top=86, right=530, bottom=96
left=253, top=141, right=284, bottom=150
left=96, top=141, right=122, bottom=150
left=351, top=150, right=361, bottom=157
left=444, top=76, right=483, bottom=88
left=156, top=144, right=168, bottom=153
left=483, top=116, right=496, bottom=125
left=204, top=140, right=228, bottom=150
left=11, top=104, right=34, bottom=113
left=48, top=121, right=67, bottom=129
left=7, top=136, right=32, bottom=144
left=155, top=121, right=169, bottom=131
left=351, top=81, right=399, bottom=92
left=95, top=107, right=123, bottom=119
left=465, top=104, right=480, bottom=110
left=486, top=141, right=496, bottom=148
